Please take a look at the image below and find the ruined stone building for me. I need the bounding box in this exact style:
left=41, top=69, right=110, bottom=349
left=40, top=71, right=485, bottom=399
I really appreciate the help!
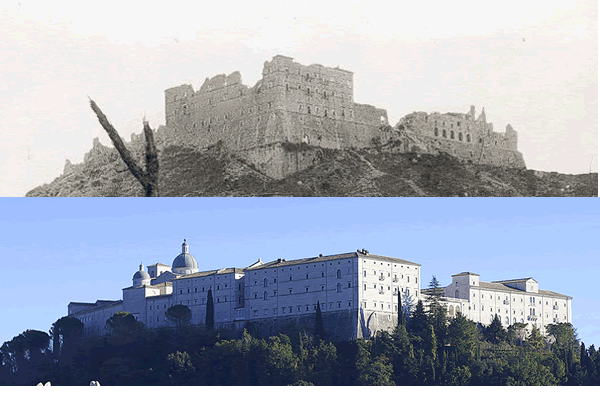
left=160, top=55, right=389, bottom=151
left=395, top=106, right=526, bottom=168
left=157, top=55, right=525, bottom=169
left=67, top=241, right=570, bottom=341
left=60, top=55, right=527, bottom=182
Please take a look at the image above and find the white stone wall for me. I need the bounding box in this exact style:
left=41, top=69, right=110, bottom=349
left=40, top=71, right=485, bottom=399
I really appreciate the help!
left=442, top=274, right=571, bottom=336
left=244, top=257, right=358, bottom=321
left=358, top=256, right=421, bottom=333
left=68, top=301, right=123, bottom=336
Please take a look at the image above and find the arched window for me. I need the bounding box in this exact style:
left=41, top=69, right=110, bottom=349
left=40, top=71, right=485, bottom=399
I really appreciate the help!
left=443, top=129, right=447, bottom=138
left=459, top=132, right=463, bottom=141
left=337, top=283, right=342, bottom=293
left=449, top=305, right=454, bottom=316
left=513, top=317, right=516, bottom=324
left=505, top=317, right=509, bottom=325
left=264, top=278, right=268, bottom=287
left=451, top=130, right=455, bottom=139
left=455, top=290, right=459, bottom=298
left=434, top=127, right=439, bottom=136
left=263, top=291, right=268, bottom=300
left=336, top=269, right=341, bottom=279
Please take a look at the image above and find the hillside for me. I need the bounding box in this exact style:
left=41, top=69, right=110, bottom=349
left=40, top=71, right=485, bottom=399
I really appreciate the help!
left=26, top=144, right=597, bottom=197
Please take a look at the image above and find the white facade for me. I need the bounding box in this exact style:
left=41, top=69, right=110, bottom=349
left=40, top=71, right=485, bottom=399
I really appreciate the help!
left=67, top=242, right=571, bottom=339
left=67, top=243, right=421, bottom=338
left=435, top=272, right=572, bottom=335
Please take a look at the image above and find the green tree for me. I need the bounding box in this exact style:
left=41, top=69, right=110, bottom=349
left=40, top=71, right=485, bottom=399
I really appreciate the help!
left=424, top=324, right=438, bottom=383
left=359, top=355, right=395, bottom=385
left=0, top=330, right=52, bottom=385
left=391, top=323, right=417, bottom=384
left=484, top=314, right=508, bottom=344
left=546, top=323, right=580, bottom=382
left=426, top=275, right=445, bottom=309
left=163, top=351, right=196, bottom=385
left=50, top=316, right=83, bottom=358
left=314, top=301, right=325, bottom=340
left=408, top=300, right=429, bottom=339
left=206, top=288, right=215, bottom=330
left=105, top=311, right=145, bottom=347
left=447, top=312, right=478, bottom=366
left=397, top=289, right=405, bottom=326
left=526, top=325, right=545, bottom=350
left=264, top=334, right=300, bottom=385
left=507, top=322, right=528, bottom=345
left=506, top=351, right=558, bottom=385
left=165, top=305, right=192, bottom=329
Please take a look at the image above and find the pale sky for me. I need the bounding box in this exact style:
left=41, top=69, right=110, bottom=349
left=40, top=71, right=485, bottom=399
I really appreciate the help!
left=0, top=0, right=597, bottom=196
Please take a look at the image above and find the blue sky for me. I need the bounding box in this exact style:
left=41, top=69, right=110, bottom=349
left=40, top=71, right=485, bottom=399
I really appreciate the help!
left=0, top=197, right=598, bottom=348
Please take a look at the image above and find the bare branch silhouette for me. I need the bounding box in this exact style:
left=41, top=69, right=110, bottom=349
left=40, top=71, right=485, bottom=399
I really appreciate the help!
left=89, top=98, right=159, bottom=196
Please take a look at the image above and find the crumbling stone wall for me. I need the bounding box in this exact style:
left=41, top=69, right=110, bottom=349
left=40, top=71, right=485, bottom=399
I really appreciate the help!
left=395, top=106, right=525, bottom=169
left=73, top=59, right=525, bottom=177
left=161, top=55, right=387, bottom=152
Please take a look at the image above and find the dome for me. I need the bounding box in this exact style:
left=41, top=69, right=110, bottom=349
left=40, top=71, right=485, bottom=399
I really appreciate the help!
left=132, top=263, right=150, bottom=287
left=133, top=269, right=150, bottom=280
left=172, top=239, right=199, bottom=274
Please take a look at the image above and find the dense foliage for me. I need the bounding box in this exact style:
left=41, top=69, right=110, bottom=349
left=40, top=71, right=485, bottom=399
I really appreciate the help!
left=1, top=305, right=599, bottom=385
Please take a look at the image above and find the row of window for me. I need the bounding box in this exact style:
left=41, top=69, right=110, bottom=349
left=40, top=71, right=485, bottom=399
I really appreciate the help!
left=362, top=301, right=399, bottom=311
left=471, top=292, right=566, bottom=308
left=285, top=83, right=348, bottom=100
left=252, top=300, right=353, bottom=317
left=257, top=268, right=348, bottom=286
left=434, top=127, right=472, bottom=142
left=362, top=284, right=411, bottom=296
left=255, top=282, right=351, bottom=299
left=177, top=282, right=237, bottom=294
left=267, top=67, right=353, bottom=90
left=363, top=269, right=416, bottom=283
left=297, top=103, right=354, bottom=118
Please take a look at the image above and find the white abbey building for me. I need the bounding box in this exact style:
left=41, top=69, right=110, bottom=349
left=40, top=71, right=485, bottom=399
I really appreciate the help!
left=436, top=272, right=572, bottom=335
left=67, top=241, right=571, bottom=339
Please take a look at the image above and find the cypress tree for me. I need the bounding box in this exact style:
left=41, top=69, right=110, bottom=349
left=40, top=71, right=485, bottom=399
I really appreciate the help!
left=314, top=301, right=325, bottom=340
left=398, top=289, right=405, bottom=327
left=206, top=288, right=215, bottom=330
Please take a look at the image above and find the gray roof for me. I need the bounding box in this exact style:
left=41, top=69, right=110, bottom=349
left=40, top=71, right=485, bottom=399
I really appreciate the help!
left=172, top=253, right=198, bottom=271
left=68, top=300, right=122, bottom=315
left=452, top=272, right=480, bottom=277
left=133, top=270, right=150, bottom=280
left=477, top=281, right=570, bottom=299
left=248, top=251, right=420, bottom=271
left=492, top=277, right=537, bottom=284
left=178, top=267, right=245, bottom=280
